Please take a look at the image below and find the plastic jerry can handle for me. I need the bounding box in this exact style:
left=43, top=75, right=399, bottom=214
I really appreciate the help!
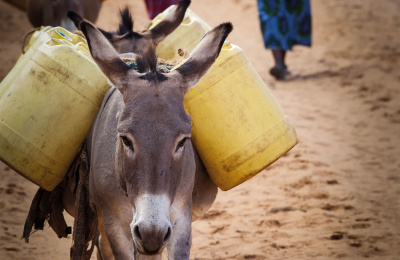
left=181, top=16, right=193, bottom=25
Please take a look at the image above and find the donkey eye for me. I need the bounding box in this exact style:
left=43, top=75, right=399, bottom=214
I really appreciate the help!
left=176, top=137, right=189, bottom=153
left=121, top=136, right=134, bottom=151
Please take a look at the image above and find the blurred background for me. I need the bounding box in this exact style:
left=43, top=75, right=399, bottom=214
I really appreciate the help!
left=0, top=0, right=399, bottom=259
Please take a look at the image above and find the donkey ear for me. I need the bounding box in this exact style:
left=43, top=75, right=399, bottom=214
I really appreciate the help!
left=173, top=22, right=233, bottom=92
left=80, top=21, right=131, bottom=88
left=97, top=28, right=115, bottom=41
left=147, top=0, right=191, bottom=45
left=67, top=12, right=115, bottom=41
left=67, top=11, right=83, bottom=29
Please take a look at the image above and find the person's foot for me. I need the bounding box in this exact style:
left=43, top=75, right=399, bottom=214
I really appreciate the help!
left=269, top=65, right=290, bottom=80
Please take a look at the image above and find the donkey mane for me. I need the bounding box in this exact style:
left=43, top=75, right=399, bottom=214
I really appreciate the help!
left=118, top=8, right=134, bottom=35
left=136, top=43, right=158, bottom=74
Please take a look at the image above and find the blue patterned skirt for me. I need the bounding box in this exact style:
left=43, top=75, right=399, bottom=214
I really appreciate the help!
left=257, top=0, right=312, bottom=50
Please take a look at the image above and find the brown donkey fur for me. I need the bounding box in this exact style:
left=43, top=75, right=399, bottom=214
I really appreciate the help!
left=27, top=0, right=102, bottom=31
left=75, top=18, right=232, bottom=259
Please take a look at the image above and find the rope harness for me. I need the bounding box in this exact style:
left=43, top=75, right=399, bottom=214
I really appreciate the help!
left=23, top=142, right=98, bottom=260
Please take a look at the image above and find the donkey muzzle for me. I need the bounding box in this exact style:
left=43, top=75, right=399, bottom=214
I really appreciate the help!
left=132, top=220, right=172, bottom=254
left=131, top=194, right=172, bottom=255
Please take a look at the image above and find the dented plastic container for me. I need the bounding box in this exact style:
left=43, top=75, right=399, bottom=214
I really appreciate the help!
left=0, top=27, right=110, bottom=191
left=24, top=26, right=88, bottom=53
left=155, top=7, right=299, bottom=190
left=181, top=42, right=298, bottom=191
left=148, top=7, right=211, bottom=60
left=4, top=27, right=89, bottom=94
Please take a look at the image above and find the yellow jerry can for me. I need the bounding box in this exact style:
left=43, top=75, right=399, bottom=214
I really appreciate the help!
left=23, top=26, right=88, bottom=53
left=3, top=27, right=89, bottom=95
left=181, top=42, right=299, bottom=191
left=0, top=27, right=110, bottom=191
left=157, top=7, right=298, bottom=190
left=148, top=7, right=211, bottom=61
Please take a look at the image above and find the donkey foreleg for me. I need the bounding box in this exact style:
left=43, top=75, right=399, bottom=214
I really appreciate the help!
left=134, top=252, right=162, bottom=260
left=167, top=208, right=192, bottom=260
left=97, top=217, right=115, bottom=260
left=100, top=211, right=136, bottom=260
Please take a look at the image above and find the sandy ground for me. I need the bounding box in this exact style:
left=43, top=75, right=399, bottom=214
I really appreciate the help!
left=0, top=0, right=400, bottom=259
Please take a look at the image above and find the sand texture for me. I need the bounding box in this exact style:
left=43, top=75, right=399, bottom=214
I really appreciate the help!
left=0, top=0, right=399, bottom=259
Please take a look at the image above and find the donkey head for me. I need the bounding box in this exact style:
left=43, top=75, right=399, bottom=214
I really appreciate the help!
left=69, top=0, right=190, bottom=54
left=81, top=20, right=232, bottom=255
left=28, top=0, right=101, bottom=31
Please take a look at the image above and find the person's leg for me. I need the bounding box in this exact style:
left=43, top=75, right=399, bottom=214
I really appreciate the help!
left=282, top=50, right=287, bottom=69
left=270, top=49, right=289, bottom=80
left=272, top=49, right=286, bottom=68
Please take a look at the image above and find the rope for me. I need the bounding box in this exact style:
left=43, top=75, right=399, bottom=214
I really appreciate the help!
left=23, top=141, right=98, bottom=260
left=22, top=188, right=44, bottom=243
left=71, top=141, right=98, bottom=260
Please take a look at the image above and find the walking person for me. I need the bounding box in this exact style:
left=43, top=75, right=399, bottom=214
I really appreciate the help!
left=257, top=0, right=312, bottom=80
left=144, top=0, right=180, bottom=19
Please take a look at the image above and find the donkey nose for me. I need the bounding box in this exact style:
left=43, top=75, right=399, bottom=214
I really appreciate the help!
left=133, top=222, right=172, bottom=254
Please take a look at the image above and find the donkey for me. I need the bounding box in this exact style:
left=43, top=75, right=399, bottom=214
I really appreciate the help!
left=76, top=18, right=232, bottom=259
left=27, top=0, right=102, bottom=31
left=68, top=0, right=191, bottom=55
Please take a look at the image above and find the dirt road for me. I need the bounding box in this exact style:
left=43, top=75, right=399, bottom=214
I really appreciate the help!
left=0, top=0, right=399, bottom=259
